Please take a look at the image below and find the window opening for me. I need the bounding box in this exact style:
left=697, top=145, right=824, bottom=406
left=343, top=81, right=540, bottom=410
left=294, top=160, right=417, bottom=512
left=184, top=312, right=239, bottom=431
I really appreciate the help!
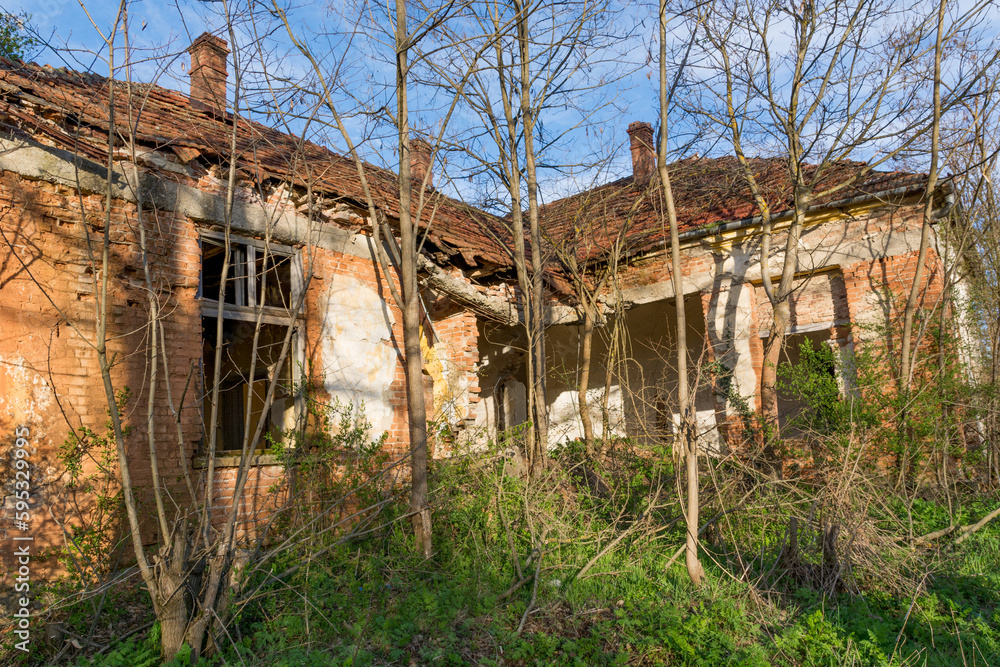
left=775, top=331, right=840, bottom=435
left=199, top=233, right=301, bottom=454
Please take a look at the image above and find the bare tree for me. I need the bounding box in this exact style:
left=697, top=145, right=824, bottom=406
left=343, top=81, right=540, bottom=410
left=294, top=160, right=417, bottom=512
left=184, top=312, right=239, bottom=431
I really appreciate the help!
left=0, top=2, right=398, bottom=658
left=115, top=14, right=312, bottom=659
left=390, top=0, right=433, bottom=558
left=429, top=0, right=623, bottom=474
left=274, top=0, right=500, bottom=555
left=899, top=0, right=952, bottom=391
left=547, top=197, right=628, bottom=456
left=939, top=58, right=1000, bottom=487
left=657, top=0, right=703, bottom=585
left=686, top=0, right=998, bottom=428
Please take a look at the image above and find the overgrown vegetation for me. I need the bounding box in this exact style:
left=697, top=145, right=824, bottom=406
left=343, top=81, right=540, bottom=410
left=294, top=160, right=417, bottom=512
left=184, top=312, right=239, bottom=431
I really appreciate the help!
left=2, top=1, right=998, bottom=664
left=56, top=388, right=131, bottom=587
left=10, top=345, right=999, bottom=665
left=19, top=436, right=996, bottom=666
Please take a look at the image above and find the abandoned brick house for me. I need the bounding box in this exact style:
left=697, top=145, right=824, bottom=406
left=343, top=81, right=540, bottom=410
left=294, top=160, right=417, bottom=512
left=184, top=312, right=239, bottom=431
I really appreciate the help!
left=0, top=33, right=955, bottom=575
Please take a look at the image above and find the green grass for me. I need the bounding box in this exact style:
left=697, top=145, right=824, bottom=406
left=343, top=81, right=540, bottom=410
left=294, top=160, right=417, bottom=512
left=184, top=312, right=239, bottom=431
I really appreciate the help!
left=156, top=523, right=999, bottom=666
left=21, top=449, right=1000, bottom=667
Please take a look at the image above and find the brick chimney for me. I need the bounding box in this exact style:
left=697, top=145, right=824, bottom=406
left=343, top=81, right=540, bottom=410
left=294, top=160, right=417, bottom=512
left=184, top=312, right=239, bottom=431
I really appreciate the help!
left=410, top=138, right=433, bottom=189
left=188, top=32, right=229, bottom=114
left=627, top=121, right=655, bottom=182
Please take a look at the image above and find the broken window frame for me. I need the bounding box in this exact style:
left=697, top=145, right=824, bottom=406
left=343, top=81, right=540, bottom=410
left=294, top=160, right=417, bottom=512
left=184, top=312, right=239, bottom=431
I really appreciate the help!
left=197, top=229, right=305, bottom=457
left=198, top=230, right=303, bottom=323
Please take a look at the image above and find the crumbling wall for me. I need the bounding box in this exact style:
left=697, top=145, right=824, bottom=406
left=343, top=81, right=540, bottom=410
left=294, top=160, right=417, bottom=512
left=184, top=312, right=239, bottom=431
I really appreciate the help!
left=0, top=171, right=204, bottom=578
left=0, top=148, right=433, bottom=582
left=546, top=196, right=947, bottom=447
left=477, top=297, right=718, bottom=450
left=422, top=293, right=481, bottom=455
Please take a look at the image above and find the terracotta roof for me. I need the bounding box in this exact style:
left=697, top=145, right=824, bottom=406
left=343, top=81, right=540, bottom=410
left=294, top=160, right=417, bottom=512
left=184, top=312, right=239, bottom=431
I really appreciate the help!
left=0, top=60, right=510, bottom=267
left=0, top=60, right=929, bottom=282
left=539, top=156, right=929, bottom=266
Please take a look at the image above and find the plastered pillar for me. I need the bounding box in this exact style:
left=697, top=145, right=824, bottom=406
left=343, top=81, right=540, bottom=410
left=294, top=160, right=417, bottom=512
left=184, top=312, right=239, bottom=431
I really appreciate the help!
left=701, top=246, right=762, bottom=433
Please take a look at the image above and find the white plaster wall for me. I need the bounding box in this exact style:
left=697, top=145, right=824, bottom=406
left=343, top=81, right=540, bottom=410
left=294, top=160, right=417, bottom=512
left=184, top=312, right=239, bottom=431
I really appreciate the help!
left=951, top=278, right=982, bottom=379
left=547, top=385, right=625, bottom=443
left=319, top=274, right=397, bottom=436
left=0, top=353, right=55, bottom=428
left=544, top=317, right=625, bottom=444
left=934, top=227, right=982, bottom=380
left=615, top=208, right=930, bottom=310
left=0, top=354, right=60, bottom=538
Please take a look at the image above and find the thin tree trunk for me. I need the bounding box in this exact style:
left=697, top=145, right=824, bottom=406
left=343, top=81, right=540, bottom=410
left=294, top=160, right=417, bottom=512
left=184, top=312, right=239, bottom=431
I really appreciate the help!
left=601, top=312, right=621, bottom=442
left=760, top=300, right=790, bottom=425
left=90, top=6, right=164, bottom=637
left=517, top=0, right=548, bottom=474
left=900, top=0, right=944, bottom=391
left=488, top=6, right=536, bottom=469
left=158, top=527, right=190, bottom=659
left=395, top=0, right=432, bottom=558
left=659, top=0, right=702, bottom=586
left=579, top=302, right=595, bottom=455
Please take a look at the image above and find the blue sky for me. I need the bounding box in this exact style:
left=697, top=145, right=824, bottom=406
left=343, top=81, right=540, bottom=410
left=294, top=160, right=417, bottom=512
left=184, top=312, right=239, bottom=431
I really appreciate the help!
left=0, top=0, right=664, bottom=205
left=0, top=1, right=993, bottom=209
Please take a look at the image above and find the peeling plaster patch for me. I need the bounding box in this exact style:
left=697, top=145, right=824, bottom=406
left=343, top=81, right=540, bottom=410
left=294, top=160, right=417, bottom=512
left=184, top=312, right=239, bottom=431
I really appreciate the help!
left=705, top=280, right=759, bottom=416
left=319, top=276, right=397, bottom=436
left=420, top=333, right=466, bottom=424
left=603, top=387, right=627, bottom=440
left=721, top=243, right=758, bottom=277
left=709, top=251, right=759, bottom=409
left=0, top=355, right=57, bottom=544
left=951, top=280, right=979, bottom=375
left=851, top=287, right=892, bottom=343
left=548, top=390, right=585, bottom=443
left=0, top=354, right=55, bottom=433
left=694, top=408, right=723, bottom=455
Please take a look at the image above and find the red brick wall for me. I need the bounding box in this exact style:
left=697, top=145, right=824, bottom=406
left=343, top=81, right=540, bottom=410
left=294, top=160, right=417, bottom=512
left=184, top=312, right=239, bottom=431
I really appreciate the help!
left=752, top=271, right=851, bottom=336
left=0, top=169, right=429, bottom=579
left=301, top=244, right=411, bottom=458
left=426, top=293, right=481, bottom=454
left=618, top=249, right=716, bottom=294
left=0, top=172, right=205, bottom=577
left=683, top=203, right=946, bottom=440
left=842, top=248, right=946, bottom=341
left=197, top=463, right=287, bottom=539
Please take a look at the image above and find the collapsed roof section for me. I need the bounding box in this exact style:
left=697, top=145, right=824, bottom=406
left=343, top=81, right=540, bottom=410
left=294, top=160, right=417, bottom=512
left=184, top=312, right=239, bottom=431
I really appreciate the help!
left=0, top=36, right=933, bottom=305
left=0, top=55, right=510, bottom=272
